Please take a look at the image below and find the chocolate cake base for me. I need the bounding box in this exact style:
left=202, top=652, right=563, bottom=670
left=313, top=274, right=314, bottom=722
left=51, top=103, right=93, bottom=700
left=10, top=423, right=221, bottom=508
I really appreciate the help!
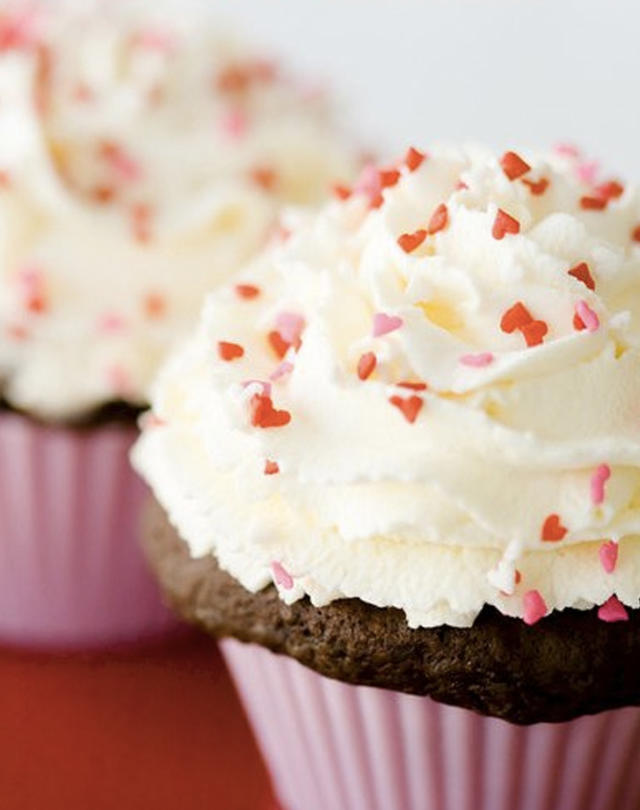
left=0, top=397, right=143, bottom=429
left=143, top=497, right=640, bottom=725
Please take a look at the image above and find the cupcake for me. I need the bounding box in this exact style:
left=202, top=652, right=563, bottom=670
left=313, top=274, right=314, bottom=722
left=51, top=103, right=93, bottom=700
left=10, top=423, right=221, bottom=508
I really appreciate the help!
left=0, top=2, right=357, bottom=649
left=133, top=144, right=640, bottom=809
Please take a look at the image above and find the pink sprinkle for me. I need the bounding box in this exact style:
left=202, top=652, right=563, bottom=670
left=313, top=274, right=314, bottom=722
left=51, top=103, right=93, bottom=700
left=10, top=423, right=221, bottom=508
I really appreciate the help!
left=354, top=163, right=382, bottom=202
left=132, top=29, right=176, bottom=52
left=106, top=364, right=130, bottom=394
left=575, top=300, right=600, bottom=332
left=270, top=361, right=294, bottom=381
left=373, top=312, right=403, bottom=337
left=598, top=595, right=629, bottom=623
left=98, top=312, right=127, bottom=333
left=242, top=379, right=272, bottom=396
left=576, top=160, right=600, bottom=185
left=271, top=561, right=294, bottom=590
left=220, top=109, right=248, bottom=139
left=276, top=312, right=305, bottom=344
left=599, top=541, right=618, bottom=574
left=522, top=589, right=547, bottom=625
left=460, top=352, right=494, bottom=368
left=554, top=142, right=581, bottom=159
left=590, top=463, right=611, bottom=505
left=101, top=143, right=142, bottom=182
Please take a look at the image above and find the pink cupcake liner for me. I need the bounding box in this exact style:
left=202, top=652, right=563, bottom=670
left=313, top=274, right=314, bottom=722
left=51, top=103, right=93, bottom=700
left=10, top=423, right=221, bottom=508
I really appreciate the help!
left=221, top=638, right=640, bottom=810
left=0, top=409, right=181, bottom=650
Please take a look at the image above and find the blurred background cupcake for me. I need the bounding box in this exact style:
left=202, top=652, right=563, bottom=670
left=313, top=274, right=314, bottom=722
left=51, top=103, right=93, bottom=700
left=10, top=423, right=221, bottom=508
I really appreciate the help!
left=134, top=144, right=640, bottom=810
left=0, top=0, right=359, bottom=650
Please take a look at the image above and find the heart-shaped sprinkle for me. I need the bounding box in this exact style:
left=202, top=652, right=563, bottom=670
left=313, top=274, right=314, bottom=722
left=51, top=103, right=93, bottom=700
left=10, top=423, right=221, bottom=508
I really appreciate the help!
left=235, top=283, right=260, bottom=299
left=580, top=195, right=607, bottom=211
left=218, top=341, right=244, bottom=361
left=220, top=109, right=248, bottom=139
left=522, top=177, right=549, bottom=195
left=599, top=541, right=618, bottom=574
left=250, top=166, right=277, bottom=191
left=373, top=312, right=403, bottom=337
left=595, top=180, right=624, bottom=201
left=632, top=225, right=640, bottom=243
left=590, top=463, right=611, bottom=505
left=460, top=352, right=494, bottom=367
left=574, top=300, right=599, bottom=332
left=500, top=151, right=531, bottom=181
left=500, top=302, right=533, bottom=333
left=144, top=292, right=166, bottom=319
left=573, top=313, right=586, bottom=331
left=521, top=319, right=548, bottom=347
left=378, top=168, right=401, bottom=188
left=568, top=262, right=595, bottom=291
left=389, top=394, right=423, bottom=424
left=271, top=561, right=294, bottom=590
left=405, top=146, right=426, bottom=172
left=597, top=595, right=628, bottom=623
left=428, top=203, right=448, bottom=235
left=249, top=393, right=291, bottom=429
left=492, top=209, right=520, bottom=240
left=357, top=352, right=377, bottom=380
left=523, top=590, right=547, bottom=625
left=541, top=514, right=568, bottom=542
left=268, top=330, right=291, bottom=359
left=397, top=229, right=427, bottom=253
left=264, top=460, right=279, bottom=475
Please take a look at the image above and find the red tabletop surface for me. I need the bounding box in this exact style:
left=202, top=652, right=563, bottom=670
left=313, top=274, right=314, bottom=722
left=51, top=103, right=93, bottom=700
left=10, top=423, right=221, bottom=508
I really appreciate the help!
left=0, top=634, right=277, bottom=809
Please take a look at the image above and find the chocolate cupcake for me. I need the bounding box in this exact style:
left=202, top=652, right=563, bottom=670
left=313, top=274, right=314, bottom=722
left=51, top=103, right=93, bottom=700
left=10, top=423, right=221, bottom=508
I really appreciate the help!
left=133, top=144, right=640, bottom=809
left=0, top=1, right=357, bottom=649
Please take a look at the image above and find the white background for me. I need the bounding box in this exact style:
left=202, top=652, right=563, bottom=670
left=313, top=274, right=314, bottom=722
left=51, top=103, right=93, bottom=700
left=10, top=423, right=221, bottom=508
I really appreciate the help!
left=216, top=0, right=640, bottom=179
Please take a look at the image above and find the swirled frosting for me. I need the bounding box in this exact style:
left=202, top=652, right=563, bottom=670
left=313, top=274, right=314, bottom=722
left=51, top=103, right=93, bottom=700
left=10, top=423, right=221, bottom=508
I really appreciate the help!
left=0, top=2, right=357, bottom=420
left=133, top=144, right=640, bottom=627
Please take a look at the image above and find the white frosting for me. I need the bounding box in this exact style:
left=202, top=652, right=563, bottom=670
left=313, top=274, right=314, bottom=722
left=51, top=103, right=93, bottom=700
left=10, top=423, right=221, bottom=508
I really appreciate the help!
left=0, top=2, right=357, bottom=419
left=133, top=144, right=640, bottom=627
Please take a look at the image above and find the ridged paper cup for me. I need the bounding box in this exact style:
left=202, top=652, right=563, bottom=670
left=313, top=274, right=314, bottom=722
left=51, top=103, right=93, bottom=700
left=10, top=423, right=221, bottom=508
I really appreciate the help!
left=0, top=409, right=181, bottom=650
left=221, top=638, right=640, bottom=810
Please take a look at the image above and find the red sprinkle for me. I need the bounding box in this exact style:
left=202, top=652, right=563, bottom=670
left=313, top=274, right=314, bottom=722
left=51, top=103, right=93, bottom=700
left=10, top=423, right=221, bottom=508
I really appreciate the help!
left=264, top=460, right=280, bottom=475
left=397, top=229, right=427, bottom=253
left=235, top=283, right=260, bottom=299
left=332, top=184, right=352, bottom=201
left=573, top=313, right=586, bottom=331
left=250, top=393, right=291, bottom=429
left=568, top=262, right=595, bottom=291
left=521, top=177, right=549, bottom=196
left=428, top=203, right=449, bottom=235
left=500, top=151, right=531, bottom=181
left=492, top=209, right=520, bottom=239
left=599, top=541, right=618, bottom=575
left=521, top=320, right=548, bottom=347
left=250, top=166, right=277, bottom=191
left=357, top=352, right=377, bottom=381
left=397, top=381, right=428, bottom=391
left=631, top=225, right=640, bottom=243
left=378, top=168, right=401, bottom=188
left=405, top=146, right=426, bottom=172
left=541, top=514, right=568, bottom=542
left=598, top=595, right=629, bottom=623
left=500, top=302, right=533, bottom=334
left=523, top=590, right=547, bottom=625
left=580, top=195, right=607, bottom=211
left=143, top=292, right=166, bottom=319
left=268, top=330, right=291, bottom=359
left=218, top=341, right=244, bottom=361
left=595, top=180, right=624, bottom=201
left=389, top=394, right=423, bottom=424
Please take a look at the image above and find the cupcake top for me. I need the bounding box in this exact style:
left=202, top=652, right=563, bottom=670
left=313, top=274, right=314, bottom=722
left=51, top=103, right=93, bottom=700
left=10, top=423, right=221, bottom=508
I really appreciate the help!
left=133, top=144, right=640, bottom=629
left=0, top=2, right=357, bottom=420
